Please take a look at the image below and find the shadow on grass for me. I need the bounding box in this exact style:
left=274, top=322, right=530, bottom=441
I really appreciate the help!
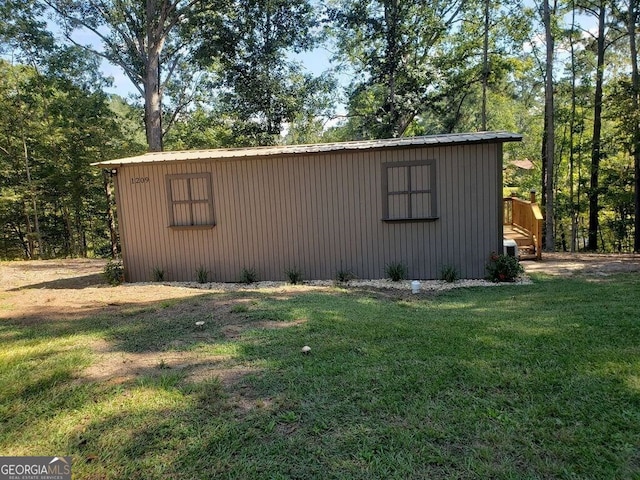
left=1, top=274, right=640, bottom=479
left=7, top=273, right=108, bottom=291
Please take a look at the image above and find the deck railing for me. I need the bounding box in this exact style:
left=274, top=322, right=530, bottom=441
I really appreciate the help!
left=503, top=195, right=544, bottom=260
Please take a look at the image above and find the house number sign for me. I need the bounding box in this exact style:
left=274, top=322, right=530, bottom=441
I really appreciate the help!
left=130, top=176, right=150, bottom=185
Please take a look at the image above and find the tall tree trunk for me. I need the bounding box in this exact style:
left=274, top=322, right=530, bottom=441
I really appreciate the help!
left=629, top=0, right=640, bottom=252
left=145, top=0, right=164, bottom=152
left=481, top=0, right=490, bottom=131
left=62, top=206, right=74, bottom=256
left=569, top=1, right=578, bottom=252
left=587, top=0, right=606, bottom=251
left=23, top=204, right=33, bottom=259
left=144, top=59, right=163, bottom=152
left=21, top=133, right=41, bottom=258
left=385, top=0, right=399, bottom=137
left=541, top=121, right=547, bottom=210
left=543, top=0, right=555, bottom=251
left=74, top=207, right=87, bottom=257
left=103, top=170, right=119, bottom=258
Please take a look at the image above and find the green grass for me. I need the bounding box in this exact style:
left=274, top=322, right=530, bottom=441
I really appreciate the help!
left=1, top=274, right=640, bottom=479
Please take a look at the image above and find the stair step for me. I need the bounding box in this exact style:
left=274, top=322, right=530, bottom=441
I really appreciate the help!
left=517, top=244, right=537, bottom=260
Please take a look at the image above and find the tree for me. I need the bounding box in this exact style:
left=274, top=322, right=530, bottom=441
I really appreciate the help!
left=327, top=0, right=466, bottom=139
left=585, top=0, right=607, bottom=250
left=328, top=0, right=535, bottom=139
left=566, top=0, right=581, bottom=251
left=577, top=0, right=628, bottom=250
left=42, top=0, right=213, bottom=151
left=451, top=0, right=533, bottom=132
left=0, top=47, right=144, bottom=259
left=0, top=0, right=54, bottom=61
left=627, top=0, right=640, bottom=251
left=190, top=0, right=332, bottom=146
left=542, top=0, right=557, bottom=251
left=482, top=0, right=491, bottom=130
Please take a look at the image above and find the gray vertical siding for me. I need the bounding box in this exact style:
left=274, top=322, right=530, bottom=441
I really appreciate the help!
left=115, top=144, right=502, bottom=282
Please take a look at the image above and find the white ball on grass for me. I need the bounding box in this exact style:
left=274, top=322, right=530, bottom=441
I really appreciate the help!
left=301, top=345, right=311, bottom=354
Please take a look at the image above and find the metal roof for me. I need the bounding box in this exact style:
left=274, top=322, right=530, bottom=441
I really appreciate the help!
left=92, top=131, right=522, bottom=167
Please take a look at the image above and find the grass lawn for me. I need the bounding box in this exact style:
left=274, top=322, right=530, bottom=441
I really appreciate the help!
left=1, top=273, right=639, bottom=479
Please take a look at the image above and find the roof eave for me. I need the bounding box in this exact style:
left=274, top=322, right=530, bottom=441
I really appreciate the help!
left=91, top=131, right=523, bottom=167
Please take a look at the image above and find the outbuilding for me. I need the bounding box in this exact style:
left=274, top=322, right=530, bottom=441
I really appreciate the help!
left=94, top=132, right=522, bottom=283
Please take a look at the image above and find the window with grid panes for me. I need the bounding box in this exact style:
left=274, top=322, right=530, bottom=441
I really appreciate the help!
left=382, top=160, right=437, bottom=221
left=166, top=173, right=215, bottom=227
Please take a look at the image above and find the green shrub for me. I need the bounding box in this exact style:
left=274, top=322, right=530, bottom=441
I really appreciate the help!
left=196, top=266, right=209, bottom=283
left=240, top=268, right=258, bottom=284
left=336, top=269, right=356, bottom=283
left=486, top=252, right=524, bottom=282
left=152, top=267, right=166, bottom=282
left=385, top=262, right=407, bottom=282
left=103, top=259, right=124, bottom=285
left=286, top=267, right=303, bottom=285
left=440, top=265, right=459, bottom=283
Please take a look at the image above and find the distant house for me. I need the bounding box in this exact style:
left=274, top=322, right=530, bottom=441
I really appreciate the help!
left=94, top=132, right=522, bottom=283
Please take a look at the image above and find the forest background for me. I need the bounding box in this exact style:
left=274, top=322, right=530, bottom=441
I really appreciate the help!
left=0, top=0, right=638, bottom=260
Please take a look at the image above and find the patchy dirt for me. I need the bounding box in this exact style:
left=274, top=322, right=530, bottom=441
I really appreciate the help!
left=1, top=255, right=638, bottom=389
left=0, top=259, right=206, bottom=319
left=522, top=252, right=640, bottom=276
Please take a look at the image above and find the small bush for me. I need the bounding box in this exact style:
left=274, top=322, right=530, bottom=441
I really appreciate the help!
left=196, top=266, right=209, bottom=283
left=385, top=262, right=407, bottom=282
left=230, top=304, right=249, bottom=314
left=103, top=259, right=124, bottom=285
left=336, top=269, right=356, bottom=283
left=152, top=267, right=166, bottom=282
left=286, top=267, right=303, bottom=285
left=440, top=265, right=459, bottom=283
left=240, top=268, right=258, bottom=284
left=157, top=358, right=170, bottom=370
left=193, top=378, right=224, bottom=405
left=486, top=252, right=524, bottom=282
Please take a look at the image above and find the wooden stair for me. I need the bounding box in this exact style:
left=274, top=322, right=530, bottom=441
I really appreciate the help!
left=503, top=195, right=543, bottom=260
left=504, top=225, right=537, bottom=260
